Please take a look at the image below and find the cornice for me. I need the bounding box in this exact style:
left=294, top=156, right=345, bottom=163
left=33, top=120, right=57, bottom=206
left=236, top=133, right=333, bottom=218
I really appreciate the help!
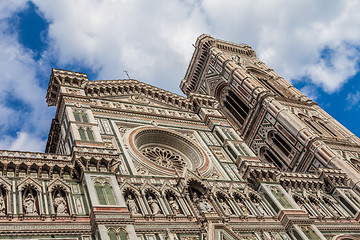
left=85, top=79, right=194, bottom=111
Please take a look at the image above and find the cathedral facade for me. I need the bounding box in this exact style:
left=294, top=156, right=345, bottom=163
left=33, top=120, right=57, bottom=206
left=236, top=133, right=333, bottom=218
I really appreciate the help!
left=0, top=35, right=359, bottom=239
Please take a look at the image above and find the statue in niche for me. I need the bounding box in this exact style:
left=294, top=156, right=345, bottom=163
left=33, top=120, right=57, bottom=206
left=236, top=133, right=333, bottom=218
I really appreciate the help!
left=0, top=194, right=5, bottom=213
left=126, top=195, right=138, bottom=214
left=168, top=196, right=181, bottom=214
left=148, top=196, right=161, bottom=214
left=314, top=202, right=328, bottom=217
left=54, top=193, right=68, bottom=214
left=192, top=192, right=200, bottom=203
left=23, top=193, right=37, bottom=214
left=218, top=198, right=232, bottom=215
left=251, top=197, right=266, bottom=216
left=235, top=198, right=250, bottom=215
left=295, top=199, right=308, bottom=213
left=197, top=195, right=214, bottom=213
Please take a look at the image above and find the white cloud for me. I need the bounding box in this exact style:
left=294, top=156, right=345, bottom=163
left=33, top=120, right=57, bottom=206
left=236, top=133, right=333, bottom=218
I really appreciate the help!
left=34, top=0, right=209, bottom=94
left=346, top=91, right=360, bottom=110
left=0, top=1, right=53, bottom=152
left=0, top=0, right=27, bottom=19
left=299, top=85, right=319, bottom=101
left=31, top=0, right=360, bottom=95
left=0, top=131, right=46, bottom=152
left=306, top=44, right=359, bottom=92
left=201, top=0, right=360, bottom=93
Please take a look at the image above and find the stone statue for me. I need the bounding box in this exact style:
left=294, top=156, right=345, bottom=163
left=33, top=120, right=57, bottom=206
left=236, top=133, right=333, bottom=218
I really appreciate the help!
left=235, top=198, right=250, bottom=215
left=218, top=198, right=232, bottom=215
left=126, top=195, right=138, bottom=214
left=148, top=196, right=160, bottom=214
left=192, top=192, right=200, bottom=203
left=0, top=194, right=5, bottom=213
left=252, top=198, right=266, bottom=216
left=168, top=196, right=180, bottom=214
left=54, top=193, right=67, bottom=214
left=197, top=196, right=214, bottom=213
left=23, top=193, right=37, bottom=214
left=314, top=202, right=328, bottom=217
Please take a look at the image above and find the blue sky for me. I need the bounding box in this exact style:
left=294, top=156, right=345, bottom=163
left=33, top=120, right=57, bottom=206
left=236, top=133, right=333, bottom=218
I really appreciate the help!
left=0, top=0, right=360, bottom=152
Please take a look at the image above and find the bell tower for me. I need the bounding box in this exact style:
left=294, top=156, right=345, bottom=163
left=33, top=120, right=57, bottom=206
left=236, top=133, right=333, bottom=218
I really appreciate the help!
left=181, top=35, right=360, bottom=190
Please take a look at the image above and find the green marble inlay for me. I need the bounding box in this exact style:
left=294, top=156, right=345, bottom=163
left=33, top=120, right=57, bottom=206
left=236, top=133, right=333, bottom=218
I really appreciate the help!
left=104, top=184, right=116, bottom=205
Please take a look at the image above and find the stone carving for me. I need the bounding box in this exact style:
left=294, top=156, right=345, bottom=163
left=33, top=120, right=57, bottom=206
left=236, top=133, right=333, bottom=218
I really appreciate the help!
left=141, top=147, right=185, bottom=170
left=54, top=193, right=68, bottom=214
left=23, top=193, right=37, bottom=214
left=218, top=198, right=232, bottom=215
left=0, top=194, right=5, bottom=214
left=148, top=196, right=161, bottom=214
left=168, top=196, right=181, bottom=214
left=251, top=198, right=266, bottom=216
left=126, top=195, right=138, bottom=214
left=314, top=203, right=328, bottom=217
left=235, top=198, right=250, bottom=215
left=195, top=194, right=214, bottom=214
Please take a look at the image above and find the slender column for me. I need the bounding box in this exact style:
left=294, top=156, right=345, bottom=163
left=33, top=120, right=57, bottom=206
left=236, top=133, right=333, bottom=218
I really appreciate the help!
left=18, top=191, right=23, bottom=214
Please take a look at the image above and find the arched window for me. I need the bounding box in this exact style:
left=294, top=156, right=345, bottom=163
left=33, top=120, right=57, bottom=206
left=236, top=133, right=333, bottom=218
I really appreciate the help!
left=74, top=110, right=88, bottom=123
left=86, top=128, right=94, bottom=141
left=108, top=229, right=117, bottom=240
left=78, top=128, right=86, bottom=141
left=304, top=119, right=323, bottom=135
left=74, top=111, right=81, bottom=122
left=272, top=133, right=291, bottom=157
left=259, top=77, right=285, bottom=97
left=81, top=112, right=88, bottom=122
left=317, top=121, right=337, bottom=137
left=108, top=228, right=128, bottom=240
left=224, top=90, right=249, bottom=125
left=95, top=181, right=116, bottom=205
left=263, top=148, right=283, bottom=169
left=78, top=127, right=95, bottom=141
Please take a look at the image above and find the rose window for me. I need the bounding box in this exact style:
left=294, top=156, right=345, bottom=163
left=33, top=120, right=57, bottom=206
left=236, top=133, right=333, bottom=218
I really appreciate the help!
left=141, top=147, right=185, bottom=169
left=129, top=127, right=210, bottom=174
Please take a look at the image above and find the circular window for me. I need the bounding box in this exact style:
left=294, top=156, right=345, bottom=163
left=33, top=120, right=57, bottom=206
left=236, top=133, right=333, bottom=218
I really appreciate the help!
left=129, top=127, right=209, bottom=174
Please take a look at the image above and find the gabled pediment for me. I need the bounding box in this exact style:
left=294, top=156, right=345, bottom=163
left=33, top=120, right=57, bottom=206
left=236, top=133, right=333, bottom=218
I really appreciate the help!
left=85, top=79, right=194, bottom=112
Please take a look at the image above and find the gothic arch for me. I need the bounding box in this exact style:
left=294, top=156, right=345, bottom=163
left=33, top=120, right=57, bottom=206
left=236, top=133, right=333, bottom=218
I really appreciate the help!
left=186, top=179, right=208, bottom=199
left=140, top=182, right=160, bottom=198
left=259, top=146, right=284, bottom=170
left=213, top=187, right=231, bottom=200
left=107, top=227, right=128, bottom=240
left=267, top=130, right=292, bottom=158
left=93, top=177, right=117, bottom=206
left=232, top=192, right=247, bottom=201
left=0, top=177, right=11, bottom=192
left=161, top=185, right=182, bottom=198
left=119, top=182, right=141, bottom=196
left=18, top=177, right=42, bottom=193
left=218, top=86, right=250, bottom=126
left=248, top=191, right=262, bottom=202
left=48, top=178, right=71, bottom=194
left=312, top=116, right=338, bottom=137
left=18, top=178, right=43, bottom=216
